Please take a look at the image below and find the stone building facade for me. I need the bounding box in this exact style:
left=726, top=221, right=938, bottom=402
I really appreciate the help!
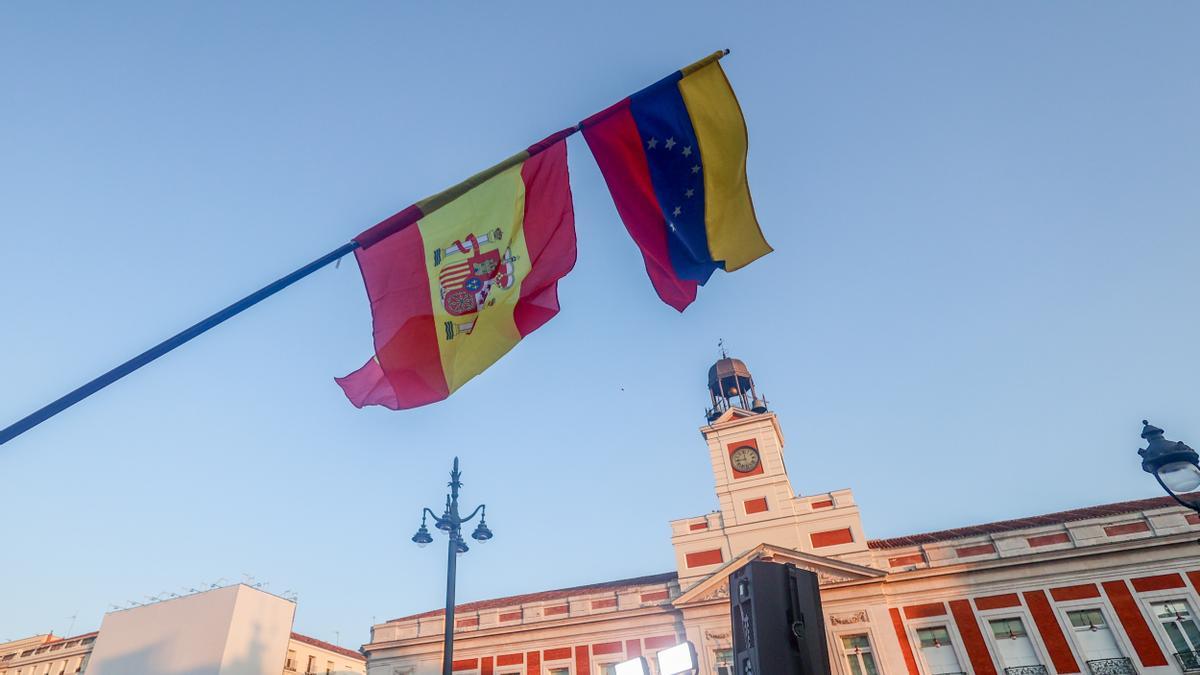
left=363, top=358, right=1200, bottom=675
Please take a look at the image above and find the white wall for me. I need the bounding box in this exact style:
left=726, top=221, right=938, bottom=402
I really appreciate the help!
left=84, top=585, right=295, bottom=675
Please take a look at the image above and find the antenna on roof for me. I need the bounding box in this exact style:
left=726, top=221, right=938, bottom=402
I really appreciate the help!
left=718, top=338, right=728, bottom=359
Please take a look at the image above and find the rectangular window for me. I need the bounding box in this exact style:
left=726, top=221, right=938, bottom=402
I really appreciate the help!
left=1065, top=608, right=1125, bottom=661
left=1153, top=600, right=1200, bottom=659
left=715, top=648, right=733, bottom=675
left=307, top=656, right=317, bottom=674
left=285, top=650, right=297, bottom=671
left=325, top=660, right=333, bottom=674
left=840, top=634, right=880, bottom=675
left=598, top=665, right=618, bottom=675
left=988, top=617, right=1040, bottom=668
left=1067, top=608, right=1106, bottom=630
left=915, top=626, right=963, bottom=674
left=549, top=669, right=570, bottom=675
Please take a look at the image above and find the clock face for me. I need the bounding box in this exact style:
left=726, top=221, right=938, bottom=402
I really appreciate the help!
left=730, top=445, right=761, bottom=473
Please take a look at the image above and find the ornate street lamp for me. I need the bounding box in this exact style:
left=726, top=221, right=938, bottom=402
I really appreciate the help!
left=1139, top=420, right=1200, bottom=514
left=411, top=457, right=493, bottom=675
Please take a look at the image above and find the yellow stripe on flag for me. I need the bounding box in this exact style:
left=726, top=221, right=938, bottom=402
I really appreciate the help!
left=678, top=62, right=772, bottom=272
left=418, top=164, right=531, bottom=394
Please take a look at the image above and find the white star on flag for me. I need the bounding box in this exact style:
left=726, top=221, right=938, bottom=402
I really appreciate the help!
left=672, top=206, right=682, bottom=217
left=691, top=165, right=700, bottom=174
left=682, top=146, right=692, bottom=157
left=665, top=137, right=676, bottom=150
left=668, top=222, right=677, bottom=232
left=647, top=137, right=658, bottom=149
left=685, top=188, right=694, bottom=198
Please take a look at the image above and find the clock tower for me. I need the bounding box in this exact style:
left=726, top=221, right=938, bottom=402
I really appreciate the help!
left=670, top=356, right=871, bottom=589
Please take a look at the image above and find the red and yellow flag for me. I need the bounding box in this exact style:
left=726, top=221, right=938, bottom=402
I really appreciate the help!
left=337, top=130, right=576, bottom=409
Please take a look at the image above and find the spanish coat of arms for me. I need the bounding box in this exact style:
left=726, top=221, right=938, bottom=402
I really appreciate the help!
left=433, top=228, right=518, bottom=340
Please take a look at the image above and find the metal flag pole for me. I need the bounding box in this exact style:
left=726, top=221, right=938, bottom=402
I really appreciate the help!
left=0, top=49, right=732, bottom=447
left=0, top=126, right=578, bottom=447
left=0, top=241, right=359, bottom=446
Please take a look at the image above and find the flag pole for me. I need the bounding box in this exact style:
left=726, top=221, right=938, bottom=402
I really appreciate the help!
left=0, top=241, right=360, bottom=446
left=0, top=125, right=582, bottom=447
left=0, top=49, right=733, bottom=446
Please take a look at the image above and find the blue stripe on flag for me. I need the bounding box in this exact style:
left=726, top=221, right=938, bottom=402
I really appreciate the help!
left=630, top=72, right=719, bottom=284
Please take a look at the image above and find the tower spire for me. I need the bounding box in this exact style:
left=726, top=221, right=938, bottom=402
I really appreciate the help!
left=705, top=351, right=768, bottom=421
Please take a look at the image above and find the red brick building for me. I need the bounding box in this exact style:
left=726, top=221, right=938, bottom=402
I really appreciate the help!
left=364, top=358, right=1200, bottom=675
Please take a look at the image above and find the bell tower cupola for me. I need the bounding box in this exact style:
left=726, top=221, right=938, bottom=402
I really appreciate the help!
left=706, top=344, right=768, bottom=421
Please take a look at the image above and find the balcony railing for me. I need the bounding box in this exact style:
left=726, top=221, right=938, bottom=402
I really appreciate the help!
left=1175, top=651, right=1200, bottom=673
left=1085, top=657, right=1136, bottom=675
left=1005, top=666, right=1049, bottom=675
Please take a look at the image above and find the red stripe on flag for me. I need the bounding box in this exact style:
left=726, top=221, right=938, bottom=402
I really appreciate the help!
left=582, top=99, right=698, bottom=312
left=354, top=204, right=424, bottom=249
left=336, top=221, right=450, bottom=409
left=513, top=138, right=577, bottom=337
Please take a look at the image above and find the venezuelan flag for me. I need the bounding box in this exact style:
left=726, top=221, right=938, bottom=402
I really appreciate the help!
left=337, top=130, right=576, bottom=409
left=582, top=51, right=771, bottom=311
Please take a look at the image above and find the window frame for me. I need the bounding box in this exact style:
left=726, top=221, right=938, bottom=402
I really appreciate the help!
left=830, top=624, right=888, bottom=675
left=1135, top=582, right=1200, bottom=665
left=592, top=662, right=620, bottom=675
left=713, top=646, right=733, bottom=675
left=903, top=615, right=970, bottom=675
left=1053, top=595, right=1136, bottom=668
left=973, top=601, right=1053, bottom=673
left=831, top=629, right=883, bottom=675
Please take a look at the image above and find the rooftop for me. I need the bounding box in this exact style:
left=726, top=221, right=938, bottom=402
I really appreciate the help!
left=867, top=493, right=1189, bottom=549
left=380, top=494, right=1187, bottom=627
left=387, top=571, right=679, bottom=623
left=291, top=632, right=365, bottom=662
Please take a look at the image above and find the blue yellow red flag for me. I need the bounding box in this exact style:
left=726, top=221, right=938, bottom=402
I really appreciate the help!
left=582, top=51, right=771, bottom=311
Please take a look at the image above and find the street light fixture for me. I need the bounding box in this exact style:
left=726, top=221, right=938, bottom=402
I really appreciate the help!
left=411, top=457, right=493, bottom=675
left=1139, top=420, right=1200, bottom=514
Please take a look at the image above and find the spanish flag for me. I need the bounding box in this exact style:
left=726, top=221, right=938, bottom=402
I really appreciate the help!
left=582, top=51, right=771, bottom=311
left=337, top=130, right=576, bottom=409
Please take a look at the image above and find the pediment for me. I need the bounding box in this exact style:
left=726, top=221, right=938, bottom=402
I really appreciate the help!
left=711, top=408, right=758, bottom=424
left=672, top=543, right=885, bottom=606
left=703, top=409, right=785, bottom=445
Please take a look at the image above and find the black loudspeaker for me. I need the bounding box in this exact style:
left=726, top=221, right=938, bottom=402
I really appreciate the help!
left=729, top=560, right=832, bottom=675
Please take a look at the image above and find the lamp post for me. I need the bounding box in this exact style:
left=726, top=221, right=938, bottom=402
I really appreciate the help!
left=1138, top=420, right=1200, bottom=515
left=411, top=457, right=493, bottom=675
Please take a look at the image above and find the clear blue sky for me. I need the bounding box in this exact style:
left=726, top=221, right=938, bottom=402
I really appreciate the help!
left=2, top=0, right=1198, bottom=649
